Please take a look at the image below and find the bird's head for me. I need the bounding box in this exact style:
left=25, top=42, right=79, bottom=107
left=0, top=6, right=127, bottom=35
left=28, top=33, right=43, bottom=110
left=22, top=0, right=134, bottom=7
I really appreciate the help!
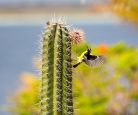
left=87, top=48, right=91, bottom=54
left=86, top=47, right=92, bottom=55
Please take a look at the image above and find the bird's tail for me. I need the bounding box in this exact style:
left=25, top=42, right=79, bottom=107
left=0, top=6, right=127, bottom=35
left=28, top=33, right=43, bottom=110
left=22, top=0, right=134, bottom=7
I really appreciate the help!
left=73, top=62, right=82, bottom=68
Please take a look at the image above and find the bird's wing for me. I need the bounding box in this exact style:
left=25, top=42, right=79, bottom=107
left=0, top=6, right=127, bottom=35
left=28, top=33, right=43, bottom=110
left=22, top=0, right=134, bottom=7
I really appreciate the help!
left=85, top=55, right=105, bottom=67
left=87, top=55, right=97, bottom=60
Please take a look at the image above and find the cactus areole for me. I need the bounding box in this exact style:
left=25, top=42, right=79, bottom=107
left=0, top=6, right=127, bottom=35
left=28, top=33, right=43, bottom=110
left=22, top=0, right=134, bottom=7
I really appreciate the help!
left=41, top=22, right=73, bottom=115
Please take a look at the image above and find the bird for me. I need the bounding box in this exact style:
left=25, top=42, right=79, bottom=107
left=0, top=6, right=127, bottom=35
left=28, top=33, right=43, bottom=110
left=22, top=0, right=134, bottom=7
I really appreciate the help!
left=73, top=48, right=105, bottom=68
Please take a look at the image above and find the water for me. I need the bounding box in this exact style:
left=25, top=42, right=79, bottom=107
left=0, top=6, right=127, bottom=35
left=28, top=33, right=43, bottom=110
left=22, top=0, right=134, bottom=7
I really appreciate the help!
left=0, top=24, right=138, bottom=114
left=84, top=25, right=138, bottom=46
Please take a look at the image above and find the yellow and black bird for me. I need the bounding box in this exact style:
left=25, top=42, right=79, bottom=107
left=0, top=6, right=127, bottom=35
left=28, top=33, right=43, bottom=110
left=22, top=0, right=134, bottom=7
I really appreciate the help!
left=73, top=48, right=105, bottom=68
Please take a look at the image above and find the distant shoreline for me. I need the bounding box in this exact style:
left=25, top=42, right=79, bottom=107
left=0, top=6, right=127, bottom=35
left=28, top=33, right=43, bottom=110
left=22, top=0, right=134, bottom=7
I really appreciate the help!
left=0, top=13, right=121, bottom=26
left=0, top=4, right=121, bottom=26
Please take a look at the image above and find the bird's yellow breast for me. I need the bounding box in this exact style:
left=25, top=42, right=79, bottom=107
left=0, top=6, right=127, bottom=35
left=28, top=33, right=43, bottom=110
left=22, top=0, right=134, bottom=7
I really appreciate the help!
left=77, top=51, right=87, bottom=62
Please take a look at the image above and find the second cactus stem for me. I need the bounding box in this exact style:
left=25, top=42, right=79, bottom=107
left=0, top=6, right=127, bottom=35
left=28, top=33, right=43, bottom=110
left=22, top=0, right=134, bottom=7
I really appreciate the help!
left=41, top=22, right=73, bottom=115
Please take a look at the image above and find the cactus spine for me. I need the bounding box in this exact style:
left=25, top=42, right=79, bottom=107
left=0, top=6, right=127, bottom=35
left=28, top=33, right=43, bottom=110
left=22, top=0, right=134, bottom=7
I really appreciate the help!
left=41, top=22, right=73, bottom=115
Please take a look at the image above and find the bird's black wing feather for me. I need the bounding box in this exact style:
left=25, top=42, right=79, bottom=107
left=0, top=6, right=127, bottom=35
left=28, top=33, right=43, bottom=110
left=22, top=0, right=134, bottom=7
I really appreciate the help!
left=87, top=55, right=97, bottom=60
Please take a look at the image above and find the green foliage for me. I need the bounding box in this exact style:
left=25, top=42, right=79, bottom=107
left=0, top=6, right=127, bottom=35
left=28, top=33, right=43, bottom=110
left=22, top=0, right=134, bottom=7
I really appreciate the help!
left=8, top=73, right=40, bottom=115
left=9, top=42, right=138, bottom=115
left=73, top=42, right=138, bottom=115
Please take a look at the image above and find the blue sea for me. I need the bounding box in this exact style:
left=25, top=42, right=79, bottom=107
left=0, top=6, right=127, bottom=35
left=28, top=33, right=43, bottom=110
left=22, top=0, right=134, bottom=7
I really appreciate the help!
left=0, top=23, right=138, bottom=114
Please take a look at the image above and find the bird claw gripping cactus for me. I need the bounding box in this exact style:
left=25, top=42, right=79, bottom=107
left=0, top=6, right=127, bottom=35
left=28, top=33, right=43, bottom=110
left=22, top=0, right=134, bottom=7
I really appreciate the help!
left=40, top=22, right=73, bottom=115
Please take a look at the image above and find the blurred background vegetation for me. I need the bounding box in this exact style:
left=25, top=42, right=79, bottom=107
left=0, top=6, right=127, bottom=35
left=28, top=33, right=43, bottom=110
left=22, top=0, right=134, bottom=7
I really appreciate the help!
left=0, top=0, right=138, bottom=115
left=9, top=42, right=138, bottom=115
left=110, top=0, right=138, bottom=24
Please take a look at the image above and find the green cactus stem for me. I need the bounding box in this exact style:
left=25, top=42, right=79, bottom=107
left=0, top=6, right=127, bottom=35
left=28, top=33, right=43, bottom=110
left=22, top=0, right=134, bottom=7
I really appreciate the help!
left=40, top=21, right=74, bottom=115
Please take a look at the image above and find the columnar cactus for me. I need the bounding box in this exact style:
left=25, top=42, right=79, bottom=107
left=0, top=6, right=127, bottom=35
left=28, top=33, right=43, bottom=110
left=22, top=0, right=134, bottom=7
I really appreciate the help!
left=40, top=21, right=73, bottom=115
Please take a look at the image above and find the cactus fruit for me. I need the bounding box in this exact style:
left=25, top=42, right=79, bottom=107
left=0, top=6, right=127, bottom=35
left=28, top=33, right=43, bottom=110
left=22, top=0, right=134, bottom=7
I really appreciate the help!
left=40, top=21, right=73, bottom=115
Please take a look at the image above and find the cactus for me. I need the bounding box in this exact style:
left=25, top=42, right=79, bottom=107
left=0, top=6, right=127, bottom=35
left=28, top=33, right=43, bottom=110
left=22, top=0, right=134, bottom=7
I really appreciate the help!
left=40, top=21, right=73, bottom=115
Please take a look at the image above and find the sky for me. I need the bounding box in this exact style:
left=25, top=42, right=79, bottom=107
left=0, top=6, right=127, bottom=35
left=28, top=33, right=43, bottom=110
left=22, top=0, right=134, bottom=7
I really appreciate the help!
left=0, top=0, right=108, bottom=5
